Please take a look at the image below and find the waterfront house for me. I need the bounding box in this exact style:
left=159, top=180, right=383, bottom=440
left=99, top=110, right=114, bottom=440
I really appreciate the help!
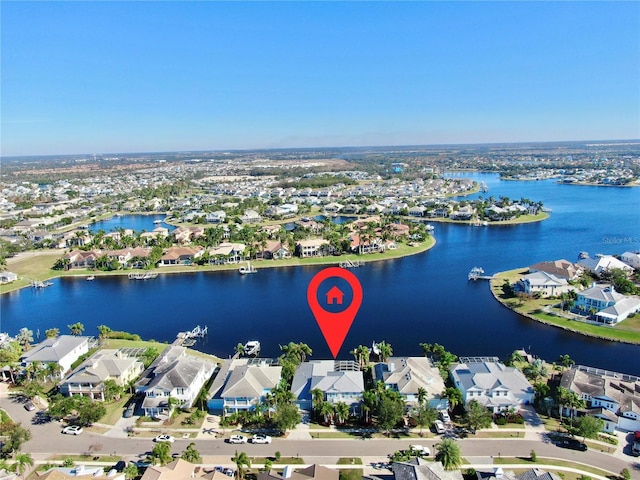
left=258, top=465, right=338, bottom=480
left=140, top=227, right=169, bottom=242
left=449, top=358, right=534, bottom=413
left=560, top=365, right=640, bottom=433
left=373, top=357, right=448, bottom=410
left=259, top=240, right=291, bottom=260
left=158, top=246, right=204, bottom=266
left=324, top=202, right=344, bottom=214
left=208, top=358, right=282, bottom=413
left=0, top=271, right=18, bottom=284
left=60, top=349, right=144, bottom=400
left=408, top=206, right=427, bottom=217
left=578, top=254, right=633, bottom=277
left=291, top=360, right=364, bottom=414
left=205, top=210, right=226, bottom=223
left=517, top=271, right=575, bottom=297
left=21, top=335, right=92, bottom=379
left=62, top=250, right=99, bottom=269
left=392, top=458, right=463, bottom=480
left=621, top=251, right=640, bottom=270
left=573, top=283, right=640, bottom=324
left=208, top=242, right=247, bottom=263
left=296, top=239, right=330, bottom=258
left=529, top=259, right=583, bottom=280
left=136, top=346, right=216, bottom=418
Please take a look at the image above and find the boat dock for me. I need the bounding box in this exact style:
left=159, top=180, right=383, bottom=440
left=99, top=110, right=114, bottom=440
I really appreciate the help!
left=128, top=272, right=158, bottom=280
left=339, top=259, right=364, bottom=268
left=175, top=325, right=208, bottom=346
left=468, top=267, right=494, bottom=281
left=30, top=280, right=54, bottom=288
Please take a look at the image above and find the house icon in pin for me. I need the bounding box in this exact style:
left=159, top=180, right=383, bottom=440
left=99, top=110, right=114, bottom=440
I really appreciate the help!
left=326, top=285, right=344, bottom=305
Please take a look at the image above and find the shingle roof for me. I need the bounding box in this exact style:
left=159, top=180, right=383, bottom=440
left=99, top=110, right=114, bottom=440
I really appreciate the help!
left=21, top=336, right=89, bottom=363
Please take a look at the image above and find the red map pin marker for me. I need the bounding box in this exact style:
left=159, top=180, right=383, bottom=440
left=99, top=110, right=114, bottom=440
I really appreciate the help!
left=307, top=267, right=363, bottom=358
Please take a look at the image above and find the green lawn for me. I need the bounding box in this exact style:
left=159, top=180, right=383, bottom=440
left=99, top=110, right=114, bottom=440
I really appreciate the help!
left=470, top=431, right=525, bottom=439
left=491, top=269, right=640, bottom=344
left=100, top=338, right=171, bottom=352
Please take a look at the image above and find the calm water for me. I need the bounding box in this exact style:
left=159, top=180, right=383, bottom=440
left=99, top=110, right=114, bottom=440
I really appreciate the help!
left=2, top=174, right=640, bottom=373
left=89, top=214, right=173, bottom=233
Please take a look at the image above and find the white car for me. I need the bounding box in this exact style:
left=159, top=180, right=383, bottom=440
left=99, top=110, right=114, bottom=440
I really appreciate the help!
left=228, top=435, right=248, bottom=444
left=62, top=425, right=83, bottom=435
left=439, top=410, right=451, bottom=423
left=251, top=434, right=272, bottom=444
left=433, top=420, right=446, bottom=434
left=154, top=434, right=175, bottom=443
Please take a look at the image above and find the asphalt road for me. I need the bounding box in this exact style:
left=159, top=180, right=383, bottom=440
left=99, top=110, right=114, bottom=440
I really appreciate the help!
left=4, top=395, right=639, bottom=477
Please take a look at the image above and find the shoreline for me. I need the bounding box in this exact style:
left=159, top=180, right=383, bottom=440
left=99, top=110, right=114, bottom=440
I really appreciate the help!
left=489, top=269, right=640, bottom=345
left=0, top=237, right=436, bottom=295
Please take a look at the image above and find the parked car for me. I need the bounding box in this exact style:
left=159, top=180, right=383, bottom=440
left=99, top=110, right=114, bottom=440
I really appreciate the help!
left=251, top=434, right=272, bottom=444
left=62, top=425, right=83, bottom=435
left=228, top=435, right=248, bottom=444
left=439, top=410, right=451, bottom=423
left=113, top=461, right=126, bottom=472
left=123, top=404, right=135, bottom=418
left=223, top=468, right=235, bottom=477
left=433, top=420, right=446, bottom=434
left=24, top=402, right=36, bottom=412
left=409, top=445, right=430, bottom=456
left=154, top=434, right=175, bottom=443
left=557, top=437, right=587, bottom=451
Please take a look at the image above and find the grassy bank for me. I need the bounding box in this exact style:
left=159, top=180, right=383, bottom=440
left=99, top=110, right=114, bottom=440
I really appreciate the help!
left=426, top=212, right=548, bottom=225
left=1, top=237, right=435, bottom=295
left=490, top=269, right=640, bottom=345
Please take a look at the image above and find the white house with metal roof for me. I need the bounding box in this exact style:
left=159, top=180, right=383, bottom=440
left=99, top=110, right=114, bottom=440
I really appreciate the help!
left=517, top=271, right=575, bottom=297
left=136, top=346, right=216, bottom=418
left=20, top=335, right=92, bottom=378
left=449, top=360, right=534, bottom=413
left=291, top=360, right=364, bottom=413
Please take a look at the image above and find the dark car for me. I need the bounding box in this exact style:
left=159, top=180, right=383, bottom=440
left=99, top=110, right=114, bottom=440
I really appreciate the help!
left=123, top=404, right=135, bottom=418
left=24, top=402, right=36, bottom=412
left=113, top=461, right=126, bottom=472
left=557, top=438, right=587, bottom=451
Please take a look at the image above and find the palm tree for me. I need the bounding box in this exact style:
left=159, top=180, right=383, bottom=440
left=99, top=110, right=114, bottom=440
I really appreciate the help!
left=181, top=442, right=201, bottom=463
left=558, top=354, right=575, bottom=371
left=435, top=438, right=462, bottom=470
left=123, top=464, right=139, bottom=480
left=234, top=343, right=245, bottom=357
left=13, top=452, right=34, bottom=479
left=320, top=401, right=334, bottom=424
left=376, top=341, right=392, bottom=362
left=97, top=325, right=111, bottom=342
left=44, top=328, right=60, bottom=339
left=67, top=322, right=85, bottom=336
left=16, top=328, right=33, bottom=350
left=310, top=388, right=324, bottom=419
left=333, top=402, right=350, bottom=425
left=417, top=387, right=428, bottom=406
left=442, top=387, right=462, bottom=413
left=232, top=450, right=251, bottom=480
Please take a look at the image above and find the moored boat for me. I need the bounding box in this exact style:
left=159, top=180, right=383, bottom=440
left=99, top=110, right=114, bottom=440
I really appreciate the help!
left=239, top=262, right=257, bottom=275
left=244, top=340, right=260, bottom=356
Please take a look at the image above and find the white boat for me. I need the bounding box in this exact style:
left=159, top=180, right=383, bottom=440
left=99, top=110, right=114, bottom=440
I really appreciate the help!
left=153, top=219, right=163, bottom=224
left=239, top=262, right=257, bottom=275
left=128, top=272, right=158, bottom=280
left=425, top=224, right=435, bottom=231
left=86, top=276, right=95, bottom=281
left=244, top=340, right=260, bottom=356
left=372, top=341, right=381, bottom=356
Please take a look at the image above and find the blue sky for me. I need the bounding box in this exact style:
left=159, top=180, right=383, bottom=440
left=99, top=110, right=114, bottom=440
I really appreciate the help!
left=2, top=1, right=639, bottom=156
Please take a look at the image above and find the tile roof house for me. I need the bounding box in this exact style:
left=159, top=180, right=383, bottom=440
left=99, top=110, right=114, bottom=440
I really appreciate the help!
left=528, top=259, right=583, bottom=280
left=291, top=360, right=364, bottom=412
left=62, top=250, right=99, bottom=269
left=140, top=459, right=196, bottom=480
left=208, top=358, right=282, bottom=413
left=136, top=346, right=217, bottom=418
left=450, top=360, right=534, bottom=413
left=21, top=336, right=92, bottom=379
left=60, top=349, right=144, bottom=400
left=373, top=357, right=448, bottom=410
left=560, top=365, right=640, bottom=433
left=158, top=246, right=204, bottom=266
left=517, top=271, right=575, bottom=297
left=392, top=458, right=463, bottom=480
left=296, top=239, right=330, bottom=258
left=37, top=465, right=125, bottom=480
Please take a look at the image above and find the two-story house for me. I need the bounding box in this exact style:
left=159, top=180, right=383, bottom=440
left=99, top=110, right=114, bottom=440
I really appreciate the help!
left=449, top=359, right=534, bottom=413
left=373, top=357, right=448, bottom=411
left=573, top=284, right=640, bottom=324
left=517, top=271, right=575, bottom=297
left=60, top=349, right=144, bottom=400
left=560, top=365, right=640, bottom=433
left=291, top=360, right=364, bottom=415
left=136, top=346, right=217, bottom=418
left=207, top=358, right=282, bottom=414
left=21, top=336, right=92, bottom=379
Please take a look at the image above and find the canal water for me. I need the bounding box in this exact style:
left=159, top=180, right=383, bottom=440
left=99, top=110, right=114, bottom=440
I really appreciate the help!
left=2, top=174, right=639, bottom=373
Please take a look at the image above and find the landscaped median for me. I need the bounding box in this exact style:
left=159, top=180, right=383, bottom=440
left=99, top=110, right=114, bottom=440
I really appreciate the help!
left=489, top=268, right=640, bottom=345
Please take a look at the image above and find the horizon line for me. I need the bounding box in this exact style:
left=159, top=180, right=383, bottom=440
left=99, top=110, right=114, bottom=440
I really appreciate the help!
left=2, top=138, right=640, bottom=160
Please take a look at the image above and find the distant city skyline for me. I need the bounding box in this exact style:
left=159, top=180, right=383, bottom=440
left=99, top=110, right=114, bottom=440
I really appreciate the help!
left=2, top=1, right=639, bottom=156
